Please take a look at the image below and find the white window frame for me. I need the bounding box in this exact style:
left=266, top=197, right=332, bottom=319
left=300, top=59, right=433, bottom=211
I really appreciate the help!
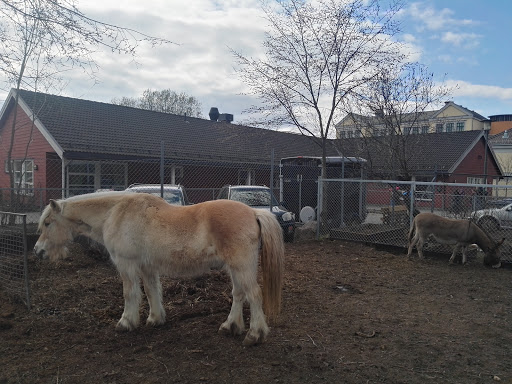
left=5, top=159, right=34, bottom=195
left=67, top=161, right=128, bottom=194
left=467, top=177, right=484, bottom=184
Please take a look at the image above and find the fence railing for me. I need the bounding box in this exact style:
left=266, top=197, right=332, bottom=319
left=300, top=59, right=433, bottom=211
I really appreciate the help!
left=0, top=212, right=31, bottom=309
left=316, top=179, right=512, bottom=263
left=2, top=170, right=512, bottom=307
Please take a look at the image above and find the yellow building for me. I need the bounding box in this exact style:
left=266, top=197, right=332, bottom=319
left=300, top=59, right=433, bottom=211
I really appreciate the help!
left=336, top=101, right=490, bottom=138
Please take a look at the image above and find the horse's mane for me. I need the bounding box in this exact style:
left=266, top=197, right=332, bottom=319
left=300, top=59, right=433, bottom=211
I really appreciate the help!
left=66, top=190, right=129, bottom=202
left=38, top=191, right=130, bottom=231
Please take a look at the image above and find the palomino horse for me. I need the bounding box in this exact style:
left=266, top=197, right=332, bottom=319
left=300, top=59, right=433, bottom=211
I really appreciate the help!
left=407, top=212, right=503, bottom=268
left=34, top=191, right=285, bottom=346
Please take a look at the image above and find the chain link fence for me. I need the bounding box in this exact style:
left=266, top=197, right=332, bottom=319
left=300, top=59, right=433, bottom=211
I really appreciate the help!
left=0, top=212, right=31, bottom=308
left=317, top=179, right=512, bottom=263
left=2, top=150, right=512, bottom=305
left=0, top=153, right=282, bottom=224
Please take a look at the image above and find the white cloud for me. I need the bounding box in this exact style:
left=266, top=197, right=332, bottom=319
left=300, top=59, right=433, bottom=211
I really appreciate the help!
left=437, top=54, right=453, bottom=64
left=407, top=2, right=478, bottom=31
left=441, top=32, right=481, bottom=48
left=446, top=80, right=512, bottom=101
left=71, top=0, right=268, bottom=118
left=402, top=34, right=416, bottom=43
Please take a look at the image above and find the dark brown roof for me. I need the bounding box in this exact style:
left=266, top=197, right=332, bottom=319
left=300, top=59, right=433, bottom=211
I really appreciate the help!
left=15, top=89, right=327, bottom=164
left=5, top=89, right=498, bottom=177
left=332, top=130, right=487, bottom=176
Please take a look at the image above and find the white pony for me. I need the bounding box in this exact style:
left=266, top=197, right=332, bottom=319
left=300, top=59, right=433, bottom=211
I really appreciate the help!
left=34, top=191, right=285, bottom=346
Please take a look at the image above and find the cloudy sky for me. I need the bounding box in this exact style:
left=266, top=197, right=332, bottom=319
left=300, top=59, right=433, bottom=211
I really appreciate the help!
left=6, top=0, right=512, bottom=122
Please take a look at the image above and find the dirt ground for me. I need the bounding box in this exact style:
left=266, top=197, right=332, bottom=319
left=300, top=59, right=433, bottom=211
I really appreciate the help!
left=1, top=239, right=511, bottom=384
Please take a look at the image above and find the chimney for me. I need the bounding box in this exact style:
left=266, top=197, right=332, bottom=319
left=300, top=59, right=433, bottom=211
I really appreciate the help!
left=209, top=107, right=220, bottom=121
left=218, top=113, right=234, bottom=123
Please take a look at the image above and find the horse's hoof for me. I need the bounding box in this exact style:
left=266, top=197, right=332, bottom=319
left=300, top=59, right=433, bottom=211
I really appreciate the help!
left=243, top=329, right=266, bottom=346
left=115, top=324, right=131, bottom=332
left=116, top=318, right=136, bottom=332
left=218, top=322, right=243, bottom=336
left=146, top=319, right=165, bottom=327
left=146, top=315, right=166, bottom=327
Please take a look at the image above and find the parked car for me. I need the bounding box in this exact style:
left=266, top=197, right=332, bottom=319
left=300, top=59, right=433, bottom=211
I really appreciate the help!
left=484, top=198, right=512, bottom=209
left=471, top=202, right=512, bottom=231
left=125, top=184, right=190, bottom=206
left=216, top=185, right=296, bottom=242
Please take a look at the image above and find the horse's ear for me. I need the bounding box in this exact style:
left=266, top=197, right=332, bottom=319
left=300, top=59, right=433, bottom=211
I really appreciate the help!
left=49, top=199, right=61, bottom=213
left=498, top=238, right=506, bottom=247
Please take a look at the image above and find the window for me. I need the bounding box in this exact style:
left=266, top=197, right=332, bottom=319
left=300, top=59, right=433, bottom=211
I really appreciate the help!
left=5, top=159, right=34, bottom=195
left=68, top=162, right=96, bottom=195
left=456, top=121, right=465, bottom=132
left=467, top=177, right=484, bottom=185
left=67, top=161, right=127, bottom=195
left=421, top=125, right=429, bottom=134
left=446, top=122, right=454, bottom=132
left=412, top=127, right=419, bottom=135
left=101, top=163, right=126, bottom=190
left=436, top=123, right=443, bottom=133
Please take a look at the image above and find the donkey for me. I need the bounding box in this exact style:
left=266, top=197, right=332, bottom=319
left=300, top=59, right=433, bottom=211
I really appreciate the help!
left=407, top=212, right=503, bottom=267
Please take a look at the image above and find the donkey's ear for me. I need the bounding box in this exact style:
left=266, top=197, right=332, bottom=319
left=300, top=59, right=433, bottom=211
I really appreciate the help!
left=49, top=199, right=61, bottom=213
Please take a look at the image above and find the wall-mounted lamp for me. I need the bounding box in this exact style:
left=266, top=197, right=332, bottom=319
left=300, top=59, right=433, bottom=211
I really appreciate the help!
left=34, top=164, right=38, bottom=170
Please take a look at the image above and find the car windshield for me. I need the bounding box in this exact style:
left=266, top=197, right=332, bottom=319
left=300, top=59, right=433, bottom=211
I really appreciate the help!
left=134, top=189, right=184, bottom=205
left=160, top=191, right=184, bottom=205
left=230, top=189, right=278, bottom=207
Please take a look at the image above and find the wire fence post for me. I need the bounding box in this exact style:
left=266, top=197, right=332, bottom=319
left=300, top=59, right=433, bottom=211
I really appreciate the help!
left=22, top=214, right=31, bottom=309
left=160, top=141, right=165, bottom=198
left=270, top=149, right=274, bottom=212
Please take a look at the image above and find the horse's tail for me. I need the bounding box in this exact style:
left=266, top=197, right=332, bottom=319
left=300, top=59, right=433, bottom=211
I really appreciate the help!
left=255, top=209, right=284, bottom=323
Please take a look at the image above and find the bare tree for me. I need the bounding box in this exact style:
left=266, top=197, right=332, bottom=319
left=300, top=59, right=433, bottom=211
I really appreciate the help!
left=339, top=63, right=452, bottom=179
left=112, top=89, right=203, bottom=117
left=0, top=0, right=172, bottom=213
left=232, top=0, right=405, bottom=178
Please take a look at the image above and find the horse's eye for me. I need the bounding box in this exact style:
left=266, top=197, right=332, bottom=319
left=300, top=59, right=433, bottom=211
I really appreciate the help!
left=44, top=222, right=50, bottom=227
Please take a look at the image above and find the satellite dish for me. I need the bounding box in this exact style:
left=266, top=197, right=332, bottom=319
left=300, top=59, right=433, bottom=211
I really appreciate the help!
left=300, top=206, right=316, bottom=223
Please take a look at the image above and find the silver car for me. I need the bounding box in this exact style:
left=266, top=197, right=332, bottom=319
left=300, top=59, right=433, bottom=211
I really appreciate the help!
left=471, top=202, right=512, bottom=231
left=125, top=184, right=189, bottom=206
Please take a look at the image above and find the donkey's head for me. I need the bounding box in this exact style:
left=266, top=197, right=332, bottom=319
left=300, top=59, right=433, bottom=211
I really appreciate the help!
left=483, top=238, right=505, bottom=269
left=34, top=200, right=74, bottom=262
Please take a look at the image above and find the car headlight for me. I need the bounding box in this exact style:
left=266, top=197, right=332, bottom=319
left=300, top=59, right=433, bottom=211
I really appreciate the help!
left=282, top=212, right=294, bottom=222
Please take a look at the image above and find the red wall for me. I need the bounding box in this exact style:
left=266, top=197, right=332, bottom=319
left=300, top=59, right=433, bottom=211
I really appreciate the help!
left=449, top=137, right=501, bottom=183
left=0, top=104, right=55, bottom=191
